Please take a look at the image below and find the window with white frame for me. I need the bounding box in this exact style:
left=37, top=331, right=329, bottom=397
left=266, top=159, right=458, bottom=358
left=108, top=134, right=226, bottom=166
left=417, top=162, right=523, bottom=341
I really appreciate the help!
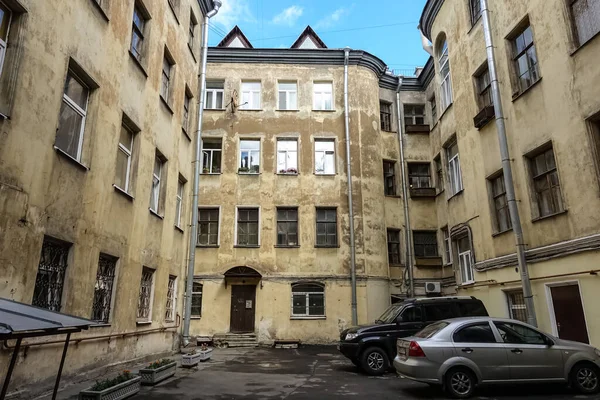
left=115, top=124, right=134, bottom=192
left=136, top=266, right=154, bottom=322
left=55, top=72, right=90, bottom=161
left=202, top=138, right=222, bottom=173
left=313, top=82, right=333, bottom=110
left=198, top=208, right=219, bottom=246
left=571, top=0, right=600, bottom=46
left=278, top=81, right=297, bottom=110
left=240, top=81, right=261, bottom=110
left=442, top=227, right=451, bottom=264
left=291, top=282, right=325, bottom=317
left=175, top=177, right=184, bottom=229
left=239, top=139, right=260, bottom=173
left=182, top=91, right=191, bottom=132
left=446, top=140, right=463, bottom=196
left=165, top=275, right=176, bottom=321
left=91, top=254, right=117, bottom=324
left=277, top=139, right=298, bottom=174
left=150, top=154, right=164, bottom=213
left=457, top=236, right=474, bottom=284
left=191, top=281, right=202, bottom=317
left=438, top=39, right=453, bottom=111
left=237, top=207, right=259, bottom=246
left=0, top=1, right=12, bottom=77
left=315, top=139, right=335, bottom=174
left=205, top=81, right=224, bottom=109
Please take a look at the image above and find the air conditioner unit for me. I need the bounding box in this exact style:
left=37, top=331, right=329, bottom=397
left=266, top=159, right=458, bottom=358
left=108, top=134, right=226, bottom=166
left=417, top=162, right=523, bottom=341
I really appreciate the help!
left=425, top=281, right=441, bottom=294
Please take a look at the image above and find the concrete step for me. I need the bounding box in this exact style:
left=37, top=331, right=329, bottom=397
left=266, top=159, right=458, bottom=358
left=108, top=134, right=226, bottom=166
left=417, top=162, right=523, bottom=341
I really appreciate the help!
left=227, top=342, right=259, bottom=348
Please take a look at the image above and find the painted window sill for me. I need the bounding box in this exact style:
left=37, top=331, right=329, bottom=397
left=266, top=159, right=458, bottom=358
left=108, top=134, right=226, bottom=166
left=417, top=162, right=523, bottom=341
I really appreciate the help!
left=277, top=109, right=300, bottom=112
left=204, top=108, right=227, bottom=111
left=175, top=225, right=184, bottom=233
left=512, top=78, right=542, bottom=102
left=435, top=189, right=445, bottom=198
left=238, top=109, right=263, bottom=112
left=439, top=103, right=453, bottom=121
left=447, top=189, right=464, bottom=201
left=167, top=1, right=180, bottom=25
left=149, top=208, right=164, bottom=220
left=201, top=172, right=222, bottom=175
left=291, top=316, right=326, bottom=320
left=89, top=0, right=110, bottom=22
left=276, top=172, right=299, bottom=176
left=275, top=245, right=300, bottom=248
left=531, top=209, right=568, bottom=223
left=492, top=228, right=513, bottom=238
left=160, top=95, right=174, bottom=115
left=460, top=282, right=475, bottom=287
left=238, top=172, right=261, bottom=175
left=385, top=194, right=402, bottom=199
left=182, top=127, right=192, bottom=141
left=315, top=245, right=340, bottom=249
left=113, top=184, right=134, bottom=201
left=188, top=43, right=197, bottom=63
left=197, top=244, right=219, bottom=248
left=136, top=321, right=152, bottom=325
left=128, top=50, right=148, bottom=78
left=190, top=316, right=201, bottom=320
left=312, top=109, right=335, bottom=112
left=570, top=31, right=600, bottom=56
left=53, top=146, right=89, bottom=171
left=90, top=323, right=111, bottom=328
left=314, top=173, right=336, bottom=176
left=234, top=245, right=260, bottom=248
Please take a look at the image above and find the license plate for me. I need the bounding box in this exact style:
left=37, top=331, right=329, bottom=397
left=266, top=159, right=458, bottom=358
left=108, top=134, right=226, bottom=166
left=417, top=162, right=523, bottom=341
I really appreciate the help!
left=398, top=347, right=406, bottom=356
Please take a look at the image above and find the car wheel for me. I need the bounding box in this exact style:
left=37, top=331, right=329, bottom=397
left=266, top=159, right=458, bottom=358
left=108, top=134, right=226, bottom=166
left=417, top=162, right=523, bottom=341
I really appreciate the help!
left=360, top=347, right=389, bottom=376
left=571, top=363, right=600, bottom=394
left=444, top=368, right=476, bottom=399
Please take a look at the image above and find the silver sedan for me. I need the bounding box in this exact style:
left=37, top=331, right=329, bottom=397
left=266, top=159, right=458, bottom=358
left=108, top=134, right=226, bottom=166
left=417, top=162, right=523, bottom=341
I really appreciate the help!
left=393, top=317, right=600, bottom=398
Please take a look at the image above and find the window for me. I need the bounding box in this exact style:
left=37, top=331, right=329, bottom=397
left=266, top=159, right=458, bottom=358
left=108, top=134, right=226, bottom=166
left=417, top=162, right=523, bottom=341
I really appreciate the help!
left=511, top=23, right=540, bottom=94
left=291, top=283, right=325, bottom=317
left=167, top=0, right=179, bottom=16
left=198, top=208, right=219, bottom=246
left=476, top=66, right=493, bottom=108
left=150, top=154, right=164, bottom=213
left=380, top=101, right=392, bottom=131
left=490, top=173, right=512, bottom=232
left=442, top=227, right=452, bottom=264
left=571, top=0, right=600, bottom=45
left=240, top=81, right=261, bottom=110
left=115, top=124, right=134, bottom=192
left=469, top=0, right=482, bottom=25
left=446, top=140, right=463, bottom=196
left=399, top=306, right=422, bottom=322
left=424, top=303, right=456, bottom=322
left=507, top=291, right=527, bottom=322
left=175, top=177, right=185, bottom=229
left=404, top=104, right=425, bottom=125
left=589, top=118, right=600, bottom=183
left=188, top=12, right=197, bottom=51
left=0, top=1, right=12, bottom=76
left=130, top=3, right=147, bottom=62
left=136, top=267, right=154, bottom=322
left=434, top=155, right=444, bottom=192
left=457, top=301, right=488, bottom=317
left=528, top=146, right=563, bottom=217
left=457, top=236, right=474, bottom=284
left=438, top=39, right=453, bottom=110
left=408, top=163, right=431, bottom=189
left=313, top=82, right=333, bottom=110
left=454, top=323, right=496, bottom=343
left=55, top=72, right=89, bottom=161
left=277, top=139, right=298, bottom=174
left=91, top=254, right=117, bottom=323
left=494, top=322, right=546, bottom=345
left=315, top=139, right=335, bottom=174
left=0, top=1, right=26, bottom=116
left=182, top=91, right=191, bottom=132
left=413, top=231, right=438, bottom=258
left=32, top=237, right=70, bottom=312
left=201, top=138, right=222, bottom=174
left=278, top=81, right=297, bottom=110
left=315, top=207, right=337, bottom=247
left=383, top=160, right=397, bottom=196
left=430, top=95, right=437, bottom=122
left=205, top=81, right=224, bottom=109
left=277, top=208, right=298, bottom=246
left=191, top=281, right=202, bottom=316
left=165, top=275, right=176, bottom=322
left=237, top=208, right=259, bottom=246
left=387, top=229, right=401, bottom=265
left=239, top=139, right=260, bottom=173
left=161, top=53, right=174, bottom=103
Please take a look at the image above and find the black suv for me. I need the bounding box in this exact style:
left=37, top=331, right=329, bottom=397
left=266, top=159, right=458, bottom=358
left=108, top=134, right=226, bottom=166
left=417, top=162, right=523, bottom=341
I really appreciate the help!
left=338, top=296, right=488, bottom=375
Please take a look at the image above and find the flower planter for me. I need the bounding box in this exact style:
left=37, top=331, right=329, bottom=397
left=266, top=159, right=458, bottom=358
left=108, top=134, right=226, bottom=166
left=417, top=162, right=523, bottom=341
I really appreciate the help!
left=139, top=361, right=177, bottom=385
left=182, top=348, right=213, bottom=367
left=79, top=376, right=141, bottom=400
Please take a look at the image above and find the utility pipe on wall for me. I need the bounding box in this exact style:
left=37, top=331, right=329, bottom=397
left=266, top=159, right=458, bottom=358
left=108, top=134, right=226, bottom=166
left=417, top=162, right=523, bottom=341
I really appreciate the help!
left=343, top=47, right=358, bottom=325
left=395, top=78, right=415, bottom=298
left=183, top=0, right=222, bottom=346
left=480, top=0, right=537, bottom=326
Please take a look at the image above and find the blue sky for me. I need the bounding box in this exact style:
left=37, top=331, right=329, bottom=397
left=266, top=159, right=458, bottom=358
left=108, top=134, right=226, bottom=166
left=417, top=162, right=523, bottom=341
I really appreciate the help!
left=208, top=0, right=430, bottom=73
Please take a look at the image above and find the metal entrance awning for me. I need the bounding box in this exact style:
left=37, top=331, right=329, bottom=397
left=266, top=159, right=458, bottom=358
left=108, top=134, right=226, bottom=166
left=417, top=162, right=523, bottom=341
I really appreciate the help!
left=0, top=298, right=95, bottom=400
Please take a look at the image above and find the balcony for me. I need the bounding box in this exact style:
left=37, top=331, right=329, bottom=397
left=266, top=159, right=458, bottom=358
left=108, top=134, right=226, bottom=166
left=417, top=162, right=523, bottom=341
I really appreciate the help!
left=405, top=124, right=431, bottom=134
left=474, top=105, right=495, bottom=129
left=415, top=257, right=443, bottom=267
left=409, top=187, right=436, bottom=198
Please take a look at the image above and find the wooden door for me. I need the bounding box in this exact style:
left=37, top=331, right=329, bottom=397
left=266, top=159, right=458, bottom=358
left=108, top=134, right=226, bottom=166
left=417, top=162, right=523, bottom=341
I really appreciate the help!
left=230, top=285, right=256, bottom=333
left=550, top=284, right=589, bottom=344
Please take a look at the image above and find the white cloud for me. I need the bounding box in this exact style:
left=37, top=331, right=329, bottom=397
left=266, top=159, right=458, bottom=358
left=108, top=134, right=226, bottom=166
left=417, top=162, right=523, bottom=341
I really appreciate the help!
left=315, top=7, right=351, bottom=29
left=211, top=0, right=256, bottom=31
left=272, top=5, right=304, bottom=26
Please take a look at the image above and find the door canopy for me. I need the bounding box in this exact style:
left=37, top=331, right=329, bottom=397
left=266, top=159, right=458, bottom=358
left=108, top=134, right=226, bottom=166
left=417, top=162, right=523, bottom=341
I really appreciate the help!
left=223, top=266, right=262, bottom=279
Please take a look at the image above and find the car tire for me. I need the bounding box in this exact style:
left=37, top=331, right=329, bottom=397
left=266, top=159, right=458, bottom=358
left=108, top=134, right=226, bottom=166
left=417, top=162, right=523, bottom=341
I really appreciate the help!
left=570, top=363, right=600, bottom=394
left=444, top=367, right=476, bottom=399
left=360, top=347, right=389, bottom=376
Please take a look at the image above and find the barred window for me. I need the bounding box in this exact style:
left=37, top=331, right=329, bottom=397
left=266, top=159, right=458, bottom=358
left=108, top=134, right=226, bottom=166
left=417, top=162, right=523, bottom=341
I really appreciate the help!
left=507, top=290, right=527, bottom=322
left=315, top=208, right=337, bottom=247
left=32, top=237, right=71, bottom=312
left=413, top=231, right=438, bottom=258
left=137, top=267, right=154, bottom=322
left=291, top=283, right=325, bottom=317
left=191, top=281, right=202, bottom=317
left=165, top=275, right=176, bottom=321
left=91, top=254, right=117, bottom=323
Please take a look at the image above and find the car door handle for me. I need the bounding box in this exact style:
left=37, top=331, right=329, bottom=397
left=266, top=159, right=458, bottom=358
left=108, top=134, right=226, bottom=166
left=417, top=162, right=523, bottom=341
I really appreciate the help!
left=461, top=348, right=473, bottom=354
left=511, top=348, right=523, bottom=354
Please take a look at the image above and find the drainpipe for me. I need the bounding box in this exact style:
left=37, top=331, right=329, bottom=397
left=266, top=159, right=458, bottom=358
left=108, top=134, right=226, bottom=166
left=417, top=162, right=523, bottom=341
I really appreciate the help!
left=344, top=47, right=358, bottom=326
left=183, top=0, right=222, bottom=346
left=395, top=78, right=415, bottom=298
left=480, top=0, right=537, bottom=326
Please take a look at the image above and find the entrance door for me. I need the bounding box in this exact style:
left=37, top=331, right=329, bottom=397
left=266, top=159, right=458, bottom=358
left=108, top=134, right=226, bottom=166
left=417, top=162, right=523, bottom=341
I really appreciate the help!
left=550, top=284, right=589, bottom=344
left=230, top=285, right=256, bottom=333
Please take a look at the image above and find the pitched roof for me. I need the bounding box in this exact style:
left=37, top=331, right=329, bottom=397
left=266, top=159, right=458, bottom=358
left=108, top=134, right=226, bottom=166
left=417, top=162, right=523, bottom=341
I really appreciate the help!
left=290, top=26, right=327, bottom=49
left=217, top=25, right=253, bottom=48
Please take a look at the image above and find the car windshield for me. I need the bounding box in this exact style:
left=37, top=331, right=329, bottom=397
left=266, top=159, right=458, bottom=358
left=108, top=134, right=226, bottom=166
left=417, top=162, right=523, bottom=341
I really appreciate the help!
left=415, top=321, right=449, bottom=339
left=376, top=304, right=404, bottom=324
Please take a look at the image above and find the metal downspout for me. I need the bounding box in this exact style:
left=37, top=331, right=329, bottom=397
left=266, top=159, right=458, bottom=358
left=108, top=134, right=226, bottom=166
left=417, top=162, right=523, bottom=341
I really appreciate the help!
left=344, top=48, right=358, bottom=325
left=395, top=78, right=415, bottom=298
left=480, top=0, right=537, bottom=326
left=183, top=0, right=221, bottom=346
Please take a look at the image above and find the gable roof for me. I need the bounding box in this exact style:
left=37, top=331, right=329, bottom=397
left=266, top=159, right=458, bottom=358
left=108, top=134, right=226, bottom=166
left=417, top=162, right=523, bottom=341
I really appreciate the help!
left=291, top=26, right=327, bottom=49
left=217, top=25, right=253, bottom=48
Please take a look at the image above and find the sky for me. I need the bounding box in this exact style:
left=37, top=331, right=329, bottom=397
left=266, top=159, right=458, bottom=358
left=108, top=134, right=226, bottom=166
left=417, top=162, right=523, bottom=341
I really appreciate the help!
left=208, top=0, right=430, bottom=74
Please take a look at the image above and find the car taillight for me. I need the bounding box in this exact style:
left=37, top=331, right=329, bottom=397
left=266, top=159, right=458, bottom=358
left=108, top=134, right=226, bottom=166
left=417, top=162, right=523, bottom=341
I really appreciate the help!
left=408, top=341, right=425, bottom=357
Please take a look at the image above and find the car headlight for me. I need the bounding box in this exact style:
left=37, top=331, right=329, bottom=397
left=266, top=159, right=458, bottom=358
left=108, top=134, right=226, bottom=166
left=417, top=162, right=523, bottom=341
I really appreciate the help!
left=595, top=348, right=600, bottom=358
left=345, top=333, right=359, bottom=341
